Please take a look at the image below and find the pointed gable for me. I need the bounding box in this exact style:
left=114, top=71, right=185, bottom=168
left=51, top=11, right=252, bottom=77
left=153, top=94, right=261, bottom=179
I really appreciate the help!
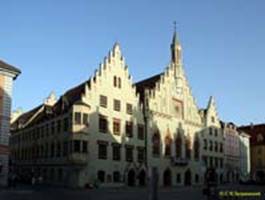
left=204, top=96, right=221, bottom=127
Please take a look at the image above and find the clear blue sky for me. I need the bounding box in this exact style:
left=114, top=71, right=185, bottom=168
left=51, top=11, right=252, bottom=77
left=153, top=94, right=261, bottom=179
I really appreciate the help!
left=1, top=0, right=264, bottom=126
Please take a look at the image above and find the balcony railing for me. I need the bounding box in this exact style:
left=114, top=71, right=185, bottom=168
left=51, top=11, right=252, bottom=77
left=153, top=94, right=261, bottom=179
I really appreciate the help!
left=171, top=157, right=189, bottom=166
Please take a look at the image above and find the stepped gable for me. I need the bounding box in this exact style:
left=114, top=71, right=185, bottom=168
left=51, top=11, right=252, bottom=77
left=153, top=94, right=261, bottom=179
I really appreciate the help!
left=135, top=73, right=163, bottom=102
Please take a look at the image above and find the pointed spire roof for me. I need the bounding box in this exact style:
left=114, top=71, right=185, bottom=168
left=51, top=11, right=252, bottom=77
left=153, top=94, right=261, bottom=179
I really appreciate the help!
left=172, top=21, right=180, bottom=46
left=207, top=96, right=215, bottom=109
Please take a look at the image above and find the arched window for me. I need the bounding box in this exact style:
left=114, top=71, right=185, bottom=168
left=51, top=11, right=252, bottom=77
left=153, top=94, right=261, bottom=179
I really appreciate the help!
left=175, top=133, right=182, bottom=158
left=165, top=135, right=172, bottom=156
left=152, top=132, right=160, bottom=156
left=185, top=136, right=191, bottom=159
left=194, top=138, right=200, bottom=160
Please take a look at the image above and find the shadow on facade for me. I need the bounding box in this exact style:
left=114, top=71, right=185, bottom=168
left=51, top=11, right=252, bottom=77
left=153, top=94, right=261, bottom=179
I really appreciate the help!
left=0, top=86, right=12, bottom=186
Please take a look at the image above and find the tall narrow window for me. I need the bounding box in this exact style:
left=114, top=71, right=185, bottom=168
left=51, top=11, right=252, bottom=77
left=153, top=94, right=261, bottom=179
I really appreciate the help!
left=185, top=137, right=191, bottom=159
left=113, top=99, right=121, bottom=111
left=113, top=118, right=121, bottom=136
left=165, top=135, right=172, bottom=156
left=137, top=147, right=145, bottom=162
left=82, top=141, right=88, bottom=153
left=126, top=103, right=133, bottom=115
left=99, top=115, right=108, bottom=133
left=125, top=145, right=133, bottom=162
left=125, top=121, right=133, bottom=137
left=118, top=77, right=121, bottom=88
left=112, top=143, right=121, bottom=161
left=63, top=117, right=69, bottom=132
left=74, top=140, right=81, bottom=153
left=194, top=138, right=200, bottom=160
left=74, top=112, right=81, bottom=125
left=137, top=124, right=144, bottom=140
left=152, top=132, right=160, bottom=156
left=83, top=113, right=89, bottom=127
left=98, top=141, right=108, bottom=159
left=203, top=139, right=208, bottom=150
left=113, top=76, right=117, bottom=87
left=209, top=141, right=213, bottom=151
left=100, top=95, right=107, bottom=108
left=175, top=134, right=182, bottom=158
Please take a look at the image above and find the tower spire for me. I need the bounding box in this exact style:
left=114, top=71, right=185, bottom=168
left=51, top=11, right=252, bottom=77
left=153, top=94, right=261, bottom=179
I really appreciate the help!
left=171, top=21, right=181, bottom=64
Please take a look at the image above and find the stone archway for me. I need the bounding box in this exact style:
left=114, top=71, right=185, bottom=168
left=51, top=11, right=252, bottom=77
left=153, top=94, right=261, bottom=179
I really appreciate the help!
left=127, top=169, right=136, bottom=186
left=184, top=169, right=192, bottom=186
left=138, top=170, right=146, bottom=186
left=163, top=168, right=172, bottom=187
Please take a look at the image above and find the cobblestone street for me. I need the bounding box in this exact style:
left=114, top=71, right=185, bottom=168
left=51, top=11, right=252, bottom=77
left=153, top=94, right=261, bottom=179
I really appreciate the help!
left=0, top=184, right=264, bottom=200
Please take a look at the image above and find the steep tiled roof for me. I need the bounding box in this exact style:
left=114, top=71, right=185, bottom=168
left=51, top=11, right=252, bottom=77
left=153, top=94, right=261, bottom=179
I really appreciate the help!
left=53, top=81, right=87, bottom=115
left=0, top=60, right=21, bottom=75
left=239, top=124, right=265, bottom=145
left=11, top=104, right=43, bottom=130
left=11, top=80, right=89, bottom=130
left=135, top=73, right=162, bottom=102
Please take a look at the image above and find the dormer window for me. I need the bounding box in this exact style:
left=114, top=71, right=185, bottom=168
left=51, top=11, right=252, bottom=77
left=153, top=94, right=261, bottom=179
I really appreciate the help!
left=211, top=116, right=215, bottom=123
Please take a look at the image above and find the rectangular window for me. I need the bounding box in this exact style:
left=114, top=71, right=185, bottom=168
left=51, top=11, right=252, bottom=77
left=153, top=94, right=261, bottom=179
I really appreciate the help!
left=220, top=158, right=223, bottom=168
left=137, top=147, right=145, bottom=162
left=126, top=103, right=133, bottom=115
left=74, top=140, right=81, bottom=153
left=112, top=144, right=121, bottom=161
left=63, top=118, right=69, bottom=132
left=82, top=141, right=88, bottom=153
left=45, top=124, right=49, bottom=137
left=220, top=143, right=223, bottom=153
left=214, top=128, right=218, bottom=136
left=113, top=99, right=121, bottom=111
left=113, top=119, right=121, bottom=136
left=83, top=113, right=89, bottom=126
left=98, top=143, right=107, bottom=159
left=74, top=112, right=81, bottom=125
left=126, top=121, right=133, bottom=138
left=56, top=142, right=61, bottom=157
left=125, top=146, right=133, bottom=162
left=100, top=95, right=107, bottom=108
left=99, top=115, right=108, bottom=133
left=113, top=76, right=117, bottom=87
left=209, top=127, right=213, bottom=135
left=63, top=141, right=68, bottom=156
left=137, top=124, right=144, bottom=140
left=50, top=143, right=55, bottom=158
left=51, top=122, right=55, bottom=135
left=57, top=120, right=61, bottom=133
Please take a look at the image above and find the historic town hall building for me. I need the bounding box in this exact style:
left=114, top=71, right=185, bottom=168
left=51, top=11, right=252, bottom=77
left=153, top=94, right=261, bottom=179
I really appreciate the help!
left=10, top=31, right=226, bottom=187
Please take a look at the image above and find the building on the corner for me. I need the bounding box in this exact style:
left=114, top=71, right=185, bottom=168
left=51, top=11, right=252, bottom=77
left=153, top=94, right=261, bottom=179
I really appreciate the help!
left=0, top=60, right=20, bottom=186
left=199, top=98, right=224, bottom=184
left=10, top=30, right=226, bottom=187
left=239, top=124, right=265, bottom=183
